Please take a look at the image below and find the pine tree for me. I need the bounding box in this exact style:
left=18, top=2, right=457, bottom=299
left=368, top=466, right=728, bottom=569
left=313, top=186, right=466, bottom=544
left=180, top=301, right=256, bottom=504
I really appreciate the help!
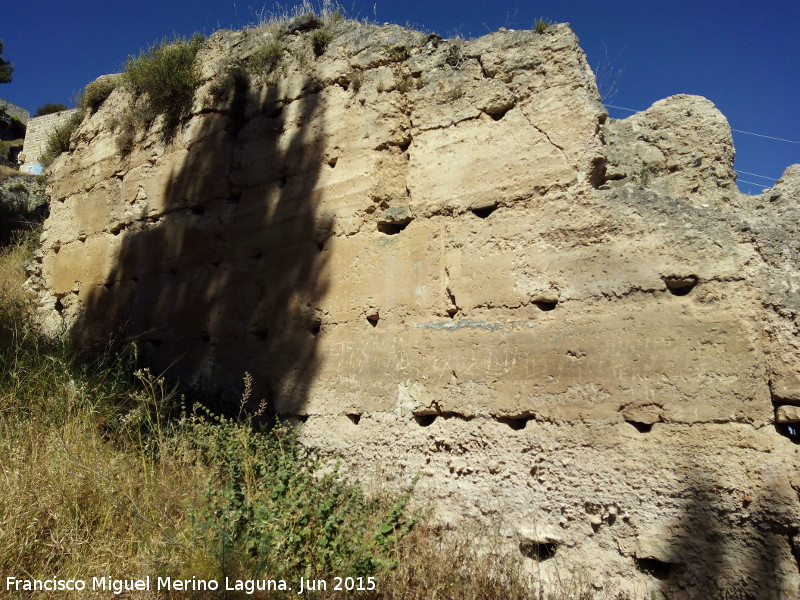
left=0, top=41, right=13, bottom=84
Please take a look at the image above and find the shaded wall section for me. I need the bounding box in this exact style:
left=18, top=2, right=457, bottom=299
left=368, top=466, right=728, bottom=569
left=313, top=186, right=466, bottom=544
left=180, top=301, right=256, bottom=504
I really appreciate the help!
left=77, top=83, right=329, bottom=410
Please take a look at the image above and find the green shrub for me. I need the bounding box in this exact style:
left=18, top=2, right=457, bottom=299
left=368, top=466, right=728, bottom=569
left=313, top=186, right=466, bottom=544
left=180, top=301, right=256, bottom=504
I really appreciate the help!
left=124, top=34, right=204, bottom=133
left=41, top=110, right=83, bottom=166
left=80, top=76, right=120, bottom=113
left=246, top=40, right=285, bottom=76
left=310, top=28, right=333, bottom=57
left=533, top=17, right=554, bottom=34
left=176, top=387, right=418, bottom=583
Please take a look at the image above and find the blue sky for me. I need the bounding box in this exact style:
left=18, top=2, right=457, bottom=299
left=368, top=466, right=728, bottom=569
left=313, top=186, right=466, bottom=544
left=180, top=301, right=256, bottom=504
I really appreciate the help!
left=1, top=0, right=797, bottom=194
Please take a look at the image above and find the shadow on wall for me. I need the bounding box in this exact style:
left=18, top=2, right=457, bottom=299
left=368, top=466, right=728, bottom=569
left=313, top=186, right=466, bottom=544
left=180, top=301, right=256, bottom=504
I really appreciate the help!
left=73, top=72, right=332, bottom=414
left=642, top=463, right=799, bottom=599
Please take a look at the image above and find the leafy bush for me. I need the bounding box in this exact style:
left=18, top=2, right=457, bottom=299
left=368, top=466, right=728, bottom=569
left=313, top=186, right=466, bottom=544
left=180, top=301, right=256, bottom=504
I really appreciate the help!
left=534, top=17, right=555, bottom=34
left=35, top=103, right=68, bottom=116
left=80, top=76, right=120, bottom=113
left=124, top=34, right=204, bottom=133
left=179, top=397, right=418, bottom=583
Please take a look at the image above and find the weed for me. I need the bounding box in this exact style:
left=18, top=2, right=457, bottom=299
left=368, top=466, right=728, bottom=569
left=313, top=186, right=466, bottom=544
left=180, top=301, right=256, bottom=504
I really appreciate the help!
left=396, top=73, right=417, bottom=93
left=112, top=110, right=139, bottom=156
left=386, top=45, right=411, bottom=62
left=124, top=34, right=204, bottom=136
left=41, top=110, right=83, bottom=166
left=311, top=28, right=333, bottom=57
left=178, top=387, right=418, bottom=583
left=376, top=524, right=533, bottom=599
left=349, top=68, right=364, bottom=92
left=444, top=85, right=466, bottom=102
left=637, top=163, right=652, bottom=186
left=327, top=8, right=344, bottom=24
left=246, top=40, right=285, bottom=76
left=80, top=76, right=120, bottom=113
left=534, top=17, right=555, bottom=34
left=445, top=44, right=465, bottom=68
left=247, top=0, right=346, bottom=34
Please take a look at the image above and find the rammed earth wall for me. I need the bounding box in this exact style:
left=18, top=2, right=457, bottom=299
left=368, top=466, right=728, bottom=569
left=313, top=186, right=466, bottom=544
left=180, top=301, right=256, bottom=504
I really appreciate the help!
left=26, top=20, right=800, bottom=599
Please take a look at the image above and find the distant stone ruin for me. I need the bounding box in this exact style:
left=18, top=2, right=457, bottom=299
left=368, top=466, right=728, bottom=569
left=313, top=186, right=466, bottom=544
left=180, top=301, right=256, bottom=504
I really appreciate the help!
left=25, top=19, right=800, bottom=599
left=19, top=108, right=80, bottom=174
left=0, top=97, right=29, bottom=125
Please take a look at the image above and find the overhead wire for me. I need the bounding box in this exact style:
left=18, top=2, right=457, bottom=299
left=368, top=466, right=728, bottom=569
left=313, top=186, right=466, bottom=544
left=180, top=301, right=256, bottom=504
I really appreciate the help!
left=604, top=103, right=795, bottom=187
left=604, top=104, right=800, bottom=145
left=735, top=170, right=777, bottom=181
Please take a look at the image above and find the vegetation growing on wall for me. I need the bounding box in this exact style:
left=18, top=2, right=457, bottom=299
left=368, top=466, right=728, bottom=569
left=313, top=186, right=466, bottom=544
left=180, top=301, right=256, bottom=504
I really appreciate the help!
left=41, top=110, right=83, bottom=166
left=79, top=76, right=120, bottom=113
left=124, top=34, right=205, bottom=136
left=534, top=17, right=555, bottom=34
left=246, top=40, right=286, bottom=77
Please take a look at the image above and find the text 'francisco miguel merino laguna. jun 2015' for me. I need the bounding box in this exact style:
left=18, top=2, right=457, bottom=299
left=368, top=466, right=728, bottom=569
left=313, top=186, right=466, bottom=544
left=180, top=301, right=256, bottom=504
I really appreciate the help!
left=5, top=575, right=379, bottom=595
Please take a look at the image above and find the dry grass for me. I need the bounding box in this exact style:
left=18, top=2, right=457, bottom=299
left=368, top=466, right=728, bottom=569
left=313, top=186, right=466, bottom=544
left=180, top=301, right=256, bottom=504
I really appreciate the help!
left=0, top=229, right=37, bottom=327
left=0, top=163, right=19, bottom=182
left=246, top=0, right=345, bottom=34
left=371, top=525, right=533, bottom=600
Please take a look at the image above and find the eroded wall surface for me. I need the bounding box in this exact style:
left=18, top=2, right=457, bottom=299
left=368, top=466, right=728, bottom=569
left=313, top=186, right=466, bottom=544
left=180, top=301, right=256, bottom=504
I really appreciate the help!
left=27, top=21, right=800, bottom=598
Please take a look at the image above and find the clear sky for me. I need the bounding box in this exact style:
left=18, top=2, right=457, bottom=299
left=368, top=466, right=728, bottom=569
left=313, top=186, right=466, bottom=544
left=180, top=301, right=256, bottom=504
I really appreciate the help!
left=1, top=0, right=797, bottom=194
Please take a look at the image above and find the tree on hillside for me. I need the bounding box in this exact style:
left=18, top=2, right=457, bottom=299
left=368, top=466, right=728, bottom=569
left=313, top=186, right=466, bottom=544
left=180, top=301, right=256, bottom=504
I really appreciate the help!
left=35, top=103, right=68, bottom=116
left=0, top=41, right=12, bottom=83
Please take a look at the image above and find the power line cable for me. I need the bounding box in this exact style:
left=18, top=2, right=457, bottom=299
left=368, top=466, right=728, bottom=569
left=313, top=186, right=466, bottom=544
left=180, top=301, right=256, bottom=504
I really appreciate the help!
left=604, top=104, right=800, bottom=145
left=735, top=170, right=777, bottom=181
left=737, top=179, right=772, bottom=188
left=731, top=129, right=800, bottom=144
